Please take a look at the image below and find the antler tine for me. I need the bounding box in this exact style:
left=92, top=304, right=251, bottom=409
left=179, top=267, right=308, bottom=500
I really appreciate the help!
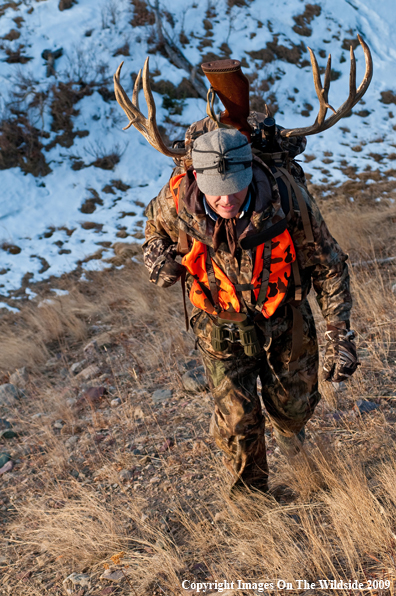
left=321, top=35, right=372, bottom=129
left=114, top=61, right=140, bottom=131
left=142, top=57, right=156, bottom=123
left=323, top=53, right=331, bottom=98
left=132, top=68, right=142, bottom=112
left=355, top=34, right=373, bottom=101
left=308, top=47, right=328, bottom=127
left=323, top=54, right=337, bottom=117
left=280, top=35, right=373, bottom=138
left=113, top=58, right=187, bottom=158
left=349, top=44, right=357, bottom=99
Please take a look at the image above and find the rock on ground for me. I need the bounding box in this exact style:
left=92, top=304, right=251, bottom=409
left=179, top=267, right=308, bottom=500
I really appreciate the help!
left=70, top=360, right=86, bottom=375
left=9, top=367, right=28, bottom=389
left=182, top=366, right=208, bottom=393
left=100, top=569, right=124, bottom=582
left=355, top=399, right=380, bottom=414
left=0, top=384, right=19, bottom=407
left=75, top=364, right=101, bottom=381
left=0, top=453, right=11, bottom=468
left=152, top=389, right=172, bottom=404
left=63, top=572, right=91, bottom=595
left=0, top=460, right=13, bottom=475
left=65, top=435, right=79, bottom=449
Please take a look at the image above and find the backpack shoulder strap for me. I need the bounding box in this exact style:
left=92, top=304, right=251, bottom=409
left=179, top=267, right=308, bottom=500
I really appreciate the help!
left=169, top=172, right=191, bottom=330
left=169, top=173, right=191, bottom=256
left=270, top=166, right=306, bottom=304
left=276, top=166, right=314, bottom=244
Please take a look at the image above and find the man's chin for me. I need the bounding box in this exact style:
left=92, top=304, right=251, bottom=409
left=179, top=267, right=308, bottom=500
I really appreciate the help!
left=218, top=208, right=238, bottom=218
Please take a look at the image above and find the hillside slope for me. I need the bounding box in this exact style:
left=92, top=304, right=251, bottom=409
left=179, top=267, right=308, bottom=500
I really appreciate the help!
left=0, top=0, right=395, bottom=300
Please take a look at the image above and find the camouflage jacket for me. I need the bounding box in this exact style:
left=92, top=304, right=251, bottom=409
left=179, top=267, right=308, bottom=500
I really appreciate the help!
left=143, top=118, right=352, bottom=328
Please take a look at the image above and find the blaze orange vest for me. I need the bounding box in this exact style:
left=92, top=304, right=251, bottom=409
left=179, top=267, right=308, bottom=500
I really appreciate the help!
left=169, top=174, right=296, bottom=318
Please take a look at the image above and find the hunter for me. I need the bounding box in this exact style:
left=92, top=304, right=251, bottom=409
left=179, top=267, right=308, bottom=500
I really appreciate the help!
left=113, top=40, right=371, bottom=494
left=142, top=124, right=358, bottom=494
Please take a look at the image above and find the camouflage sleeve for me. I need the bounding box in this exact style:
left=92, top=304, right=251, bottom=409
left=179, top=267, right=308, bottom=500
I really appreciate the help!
left=293, top=187, right=352, bottom=326
left=142, top=174, right=185, bottom=288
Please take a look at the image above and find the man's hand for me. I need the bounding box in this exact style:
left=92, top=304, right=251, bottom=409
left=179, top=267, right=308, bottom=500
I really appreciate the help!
left=323, top=326, right=360, bottom=383
left=148, top=244, right=185, bottom=288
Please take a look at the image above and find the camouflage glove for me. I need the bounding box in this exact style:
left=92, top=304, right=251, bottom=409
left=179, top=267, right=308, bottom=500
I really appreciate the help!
left=148, top=244, right=185, bottom=288
left=323, top=326, right=360, bottom=383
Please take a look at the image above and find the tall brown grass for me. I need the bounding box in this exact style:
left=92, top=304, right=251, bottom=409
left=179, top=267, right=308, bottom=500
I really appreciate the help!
left=1, top=202, right=396, bottom=595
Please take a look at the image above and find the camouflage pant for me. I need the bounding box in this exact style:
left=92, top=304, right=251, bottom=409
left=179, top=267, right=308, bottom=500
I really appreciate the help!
left=192, top=299, right=321, bottom=485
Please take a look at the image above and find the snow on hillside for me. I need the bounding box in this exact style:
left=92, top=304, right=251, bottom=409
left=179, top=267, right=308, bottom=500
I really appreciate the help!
left=0, top=0, right=395, bottom=300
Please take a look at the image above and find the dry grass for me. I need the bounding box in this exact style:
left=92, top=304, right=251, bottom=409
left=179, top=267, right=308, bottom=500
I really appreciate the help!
left=320, top=201, right=396, bottom=262
left=0, top=198, right=396, bottom=595
left=0, top=262, right=188, bottom=372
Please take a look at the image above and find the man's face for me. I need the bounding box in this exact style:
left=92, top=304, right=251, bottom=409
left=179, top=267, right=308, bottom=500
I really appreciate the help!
left=193, top=171, right=249, bottom=219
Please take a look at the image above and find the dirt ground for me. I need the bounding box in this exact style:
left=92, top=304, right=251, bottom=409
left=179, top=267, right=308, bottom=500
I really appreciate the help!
left=0, top=187, right=396, bottom=596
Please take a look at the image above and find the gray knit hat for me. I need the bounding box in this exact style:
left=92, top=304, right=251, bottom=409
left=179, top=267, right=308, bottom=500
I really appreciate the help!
left=192, top=128, right=252, bottom=196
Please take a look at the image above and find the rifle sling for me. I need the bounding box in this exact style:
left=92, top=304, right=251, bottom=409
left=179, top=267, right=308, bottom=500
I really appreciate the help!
left=176, top=176, right=191, bottom=330
left=180, top=269, right=189, bottom=332
left=255, top=239, right=272, bottom=313
left=206, top=246, right=220, bottom=312
left=176, top=176, right=191, bottom=255
left=292, top=259, right=303, bottom=302
left=178, top=229, right=190, bottom=255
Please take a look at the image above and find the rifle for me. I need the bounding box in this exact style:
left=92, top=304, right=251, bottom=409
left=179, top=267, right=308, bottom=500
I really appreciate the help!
left=201, top=59, right=252, bottom=141
left=201, top=58, right=279, bottom=152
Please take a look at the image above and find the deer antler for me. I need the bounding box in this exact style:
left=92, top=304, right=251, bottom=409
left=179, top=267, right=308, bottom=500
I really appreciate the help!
left=280, top=34, right=373, bottom=138
left=113, top=57, right=187, bottom=157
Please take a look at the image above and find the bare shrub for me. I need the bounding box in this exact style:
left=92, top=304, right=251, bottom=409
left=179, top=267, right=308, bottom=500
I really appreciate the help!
left=83, top=141, right=124, bottom=169
left=247, top=36, right=305, bottom=67
left=4, top=44, right=32, bottom=64
left=63, top=47, right=108, bottom=85
left=59, top=0, right=77, bottom=10
left=50, top=82, right=92, bottom=134
left=227, top=0, right=250, bottom=8
left=130, top=0, right=155, bottom=27
left=380, top=90, right=396, bottom=105
left=101, top=0, right=120, bottom=28
left=9, top=68, right=49, bottom=119
left=113, top=41, right=130, bottom=57
left=3, top=28, right=20, bottom=41
left=0, top=2, right=20, bottom=19
left=0, top=115, right=51, bottom=176
left=292, top=4, right=321, bottom=37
